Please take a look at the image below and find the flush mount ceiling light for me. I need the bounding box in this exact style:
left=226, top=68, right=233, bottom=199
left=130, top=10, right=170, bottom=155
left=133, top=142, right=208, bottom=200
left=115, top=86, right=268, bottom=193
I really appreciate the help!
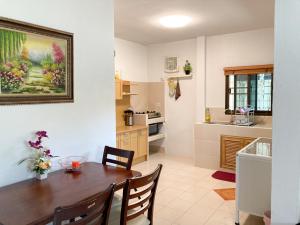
left=159, top=15, right=192, bottom=28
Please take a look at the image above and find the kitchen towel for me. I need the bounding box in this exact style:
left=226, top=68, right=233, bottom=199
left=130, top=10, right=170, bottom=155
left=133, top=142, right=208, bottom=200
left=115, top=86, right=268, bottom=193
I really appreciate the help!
left=175, top=79, right=181, bottom=100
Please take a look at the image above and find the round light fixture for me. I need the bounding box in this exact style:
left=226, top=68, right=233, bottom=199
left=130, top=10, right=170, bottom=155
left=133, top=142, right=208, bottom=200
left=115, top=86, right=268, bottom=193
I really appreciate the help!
left=159, top=15, right=192, bottom=28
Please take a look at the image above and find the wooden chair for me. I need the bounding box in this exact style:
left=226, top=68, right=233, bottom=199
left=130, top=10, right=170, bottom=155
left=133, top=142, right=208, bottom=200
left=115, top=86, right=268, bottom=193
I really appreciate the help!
left=102, top=146, right=134, bottom=170
left=109, top=164, right=163, bottom=225
left=53, top=184, right=115, bottom=225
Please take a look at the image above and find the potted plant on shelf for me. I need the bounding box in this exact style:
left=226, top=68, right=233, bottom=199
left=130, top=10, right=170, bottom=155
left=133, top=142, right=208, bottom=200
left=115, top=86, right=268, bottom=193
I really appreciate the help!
left=19, top=131, right=56, bottom=180
left=183, top=60, right=192, bottom=75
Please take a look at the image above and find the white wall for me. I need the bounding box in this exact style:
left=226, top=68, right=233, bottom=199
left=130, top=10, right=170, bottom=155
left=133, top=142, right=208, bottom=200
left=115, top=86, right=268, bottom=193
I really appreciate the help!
left=115, top=38, right=148, bottom=82
left=195, top=36, right=206, bottom=123
left=148, top=39, right=197, bottom=158
left=272, top=0, right=300, bottom=224
left=206, top=28, right=274, bottom=108
left=0, top=0, right=114, bottom=187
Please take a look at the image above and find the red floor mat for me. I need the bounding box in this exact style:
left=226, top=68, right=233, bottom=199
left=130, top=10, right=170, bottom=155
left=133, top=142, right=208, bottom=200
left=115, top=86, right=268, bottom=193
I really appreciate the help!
left=212, top=171, right=235, bottom=183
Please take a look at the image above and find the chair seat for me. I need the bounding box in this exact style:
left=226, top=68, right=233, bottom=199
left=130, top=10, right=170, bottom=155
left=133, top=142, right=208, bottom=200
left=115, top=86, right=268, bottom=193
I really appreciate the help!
left=109, top=204, right=150, bottom=225
left=112, top=194, right=122, bottom=208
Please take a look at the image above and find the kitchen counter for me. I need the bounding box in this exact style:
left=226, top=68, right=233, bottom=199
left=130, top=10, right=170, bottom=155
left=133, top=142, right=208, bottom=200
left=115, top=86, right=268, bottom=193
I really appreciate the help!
left=194, top=122, right=272, bottom=170
left=197, top=121, right=272, bottom=129
left=116, top=125, right=148, bottom=134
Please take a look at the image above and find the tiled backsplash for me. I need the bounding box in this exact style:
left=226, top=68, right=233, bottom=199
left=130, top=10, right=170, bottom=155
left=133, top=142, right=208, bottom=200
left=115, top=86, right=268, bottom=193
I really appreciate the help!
left=130, top=82, right=165, bottom=115
left=208, top=107, right=272, bottom=127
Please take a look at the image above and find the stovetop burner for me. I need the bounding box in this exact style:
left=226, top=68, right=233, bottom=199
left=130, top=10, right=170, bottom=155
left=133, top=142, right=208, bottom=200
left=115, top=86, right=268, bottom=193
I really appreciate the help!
left=135, top=111, right=161, bottom=119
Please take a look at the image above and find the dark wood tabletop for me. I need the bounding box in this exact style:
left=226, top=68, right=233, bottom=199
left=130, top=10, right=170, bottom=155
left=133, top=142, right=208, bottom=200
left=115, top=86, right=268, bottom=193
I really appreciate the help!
left=0, top=162, right=141, bottom=225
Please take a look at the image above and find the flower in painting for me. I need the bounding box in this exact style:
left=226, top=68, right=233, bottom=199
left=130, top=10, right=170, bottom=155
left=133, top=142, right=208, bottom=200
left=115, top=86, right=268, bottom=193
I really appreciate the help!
left=52, top=43, right=65, bottom=64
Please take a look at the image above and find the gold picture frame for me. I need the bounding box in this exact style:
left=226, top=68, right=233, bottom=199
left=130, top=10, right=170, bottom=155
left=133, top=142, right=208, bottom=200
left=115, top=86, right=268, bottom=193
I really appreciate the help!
left=0, top=17, right=73, bottom=105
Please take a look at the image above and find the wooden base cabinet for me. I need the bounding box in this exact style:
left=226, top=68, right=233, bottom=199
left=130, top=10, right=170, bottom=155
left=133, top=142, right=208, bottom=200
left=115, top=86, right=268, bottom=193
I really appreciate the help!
left=220, top=135, right=255, bottom=170
left=117, top=128, right=148, bottom=164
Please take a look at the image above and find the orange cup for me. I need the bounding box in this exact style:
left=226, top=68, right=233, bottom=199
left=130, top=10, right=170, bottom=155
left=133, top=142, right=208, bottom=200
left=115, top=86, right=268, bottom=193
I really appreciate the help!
left=72, top=161, right=80, bottom=169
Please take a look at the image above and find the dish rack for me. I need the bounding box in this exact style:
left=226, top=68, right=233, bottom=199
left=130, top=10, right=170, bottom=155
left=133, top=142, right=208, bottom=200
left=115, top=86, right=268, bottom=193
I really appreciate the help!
left=233, top=106, right=255, bottom=126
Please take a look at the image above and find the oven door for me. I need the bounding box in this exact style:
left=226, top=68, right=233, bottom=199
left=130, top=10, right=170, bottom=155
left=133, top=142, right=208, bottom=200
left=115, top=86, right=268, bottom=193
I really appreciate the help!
left=148, top=123, right=159, bottom=136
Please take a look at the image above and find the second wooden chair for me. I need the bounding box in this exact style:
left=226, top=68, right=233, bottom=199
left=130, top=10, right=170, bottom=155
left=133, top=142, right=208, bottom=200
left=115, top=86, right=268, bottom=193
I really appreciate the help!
left=102, top=146, right=135, bottom=170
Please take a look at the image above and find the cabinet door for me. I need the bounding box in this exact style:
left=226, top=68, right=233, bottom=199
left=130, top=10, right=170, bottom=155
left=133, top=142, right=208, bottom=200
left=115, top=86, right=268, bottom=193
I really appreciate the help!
left=220, top=136, right=243, bottom=170
left=137, top=129, right=148, bottom=158
left=119, top=132, right=131, bottom=150
left=118, top=132, right=131, bottom=164
left=115, top=80, right=123, bottom=100
left=116, top=134, right=121, bottom=148
left=243, top=137, right=256, bottom=147
left=130, top=131, right=138, bottom=159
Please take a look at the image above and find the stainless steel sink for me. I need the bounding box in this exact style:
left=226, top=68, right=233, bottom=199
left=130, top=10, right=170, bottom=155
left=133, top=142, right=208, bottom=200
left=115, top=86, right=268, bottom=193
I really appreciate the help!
left=207, top=121, right=233, bottom=125
left=207, top=121, right=256, bottom=126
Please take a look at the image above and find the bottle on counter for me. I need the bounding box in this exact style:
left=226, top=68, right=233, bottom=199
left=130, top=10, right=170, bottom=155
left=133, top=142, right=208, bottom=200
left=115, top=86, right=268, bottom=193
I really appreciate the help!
left=124, top=108, right=134, bottom=126
left=205, top=108, right=211, bottom=123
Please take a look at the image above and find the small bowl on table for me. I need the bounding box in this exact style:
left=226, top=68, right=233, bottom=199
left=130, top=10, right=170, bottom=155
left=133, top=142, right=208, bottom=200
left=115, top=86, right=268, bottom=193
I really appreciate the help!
left=58, top=156, right=86, bottom=173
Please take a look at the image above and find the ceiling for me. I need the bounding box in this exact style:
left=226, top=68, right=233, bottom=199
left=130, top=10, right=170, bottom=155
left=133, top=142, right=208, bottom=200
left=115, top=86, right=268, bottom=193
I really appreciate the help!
left=114, top=0, right=274, bottom=45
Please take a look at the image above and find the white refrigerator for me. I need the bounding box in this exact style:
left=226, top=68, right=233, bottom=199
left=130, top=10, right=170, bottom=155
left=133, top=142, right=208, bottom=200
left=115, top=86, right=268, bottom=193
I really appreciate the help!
left=235, top=138, right=272, bottom=225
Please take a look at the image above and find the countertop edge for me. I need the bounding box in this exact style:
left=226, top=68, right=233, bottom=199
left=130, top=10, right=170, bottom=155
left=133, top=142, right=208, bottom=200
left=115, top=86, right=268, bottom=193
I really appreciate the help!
left=116, top=125, right=148, bottom=134
left=195, top=122, right=272, bottom=130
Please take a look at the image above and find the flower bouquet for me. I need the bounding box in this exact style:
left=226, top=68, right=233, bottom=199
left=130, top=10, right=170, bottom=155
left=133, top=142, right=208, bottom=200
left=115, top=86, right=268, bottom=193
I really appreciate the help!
left=19, top=131, right=56, bottom=180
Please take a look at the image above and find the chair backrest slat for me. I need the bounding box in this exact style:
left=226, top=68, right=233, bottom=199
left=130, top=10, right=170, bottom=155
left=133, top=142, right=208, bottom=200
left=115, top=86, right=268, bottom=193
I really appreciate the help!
left=102, top=146, right=134, bottom=170
left=105, top=158, right=128, bottom=168
left=120, top=164, right=163, bottom=224
left=126, top=203, right=151, bottom=221
left=129, top=182, right=155, bottom=199
left=53, top=184, right=115, bottom=225
left=127, top=193, right=153, bottom=210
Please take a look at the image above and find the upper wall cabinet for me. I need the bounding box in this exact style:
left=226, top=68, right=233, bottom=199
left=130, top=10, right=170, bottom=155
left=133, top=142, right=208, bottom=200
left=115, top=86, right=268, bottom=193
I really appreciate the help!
left=115, top=79, right=123, bottom=100
left=115, top=80, right=138, bottom=100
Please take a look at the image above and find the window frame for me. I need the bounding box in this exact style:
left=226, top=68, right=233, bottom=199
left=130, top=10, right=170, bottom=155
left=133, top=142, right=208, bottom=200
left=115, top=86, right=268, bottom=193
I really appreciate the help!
left=225, top=74, right=273, bottom=116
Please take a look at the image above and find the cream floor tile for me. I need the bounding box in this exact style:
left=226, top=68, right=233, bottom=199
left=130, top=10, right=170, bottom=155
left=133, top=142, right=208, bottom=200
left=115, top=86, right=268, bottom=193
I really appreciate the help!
left=178, top=187, right=210, bottom=203
left=195, top=190, right=225, bottom=210
left=132, top=152, right=263, bottom=225
left=154, top=202, right=164, bottom=212
left=167, top=198, right=194, bottom=212
left=205, top=209, right=236, bottom=225
left=218, top=200, right=236, bottom=214
left=165, top=181, right=193, bottom=191
left=156, top=206, right=185, bottom=223
left=156, top=188, right=184, bottom=206
left=176, top=204, right=217, bottom=225
left=196, top=177, right=226, bottom=189
left=154, top=217, right=178, bottom=225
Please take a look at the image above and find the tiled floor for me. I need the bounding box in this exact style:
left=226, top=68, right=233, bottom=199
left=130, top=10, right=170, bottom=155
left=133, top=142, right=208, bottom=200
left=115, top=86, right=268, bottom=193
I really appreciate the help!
left=132, top=152, right=264, bottom=225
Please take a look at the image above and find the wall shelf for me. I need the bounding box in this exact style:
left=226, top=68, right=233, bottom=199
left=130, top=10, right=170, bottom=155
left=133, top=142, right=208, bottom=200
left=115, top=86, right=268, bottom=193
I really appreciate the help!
left=167, top=74, right=192, bottom=80
left=122, top=81, right=138, bottom=86
left=122, top=92, right=138, bottom=96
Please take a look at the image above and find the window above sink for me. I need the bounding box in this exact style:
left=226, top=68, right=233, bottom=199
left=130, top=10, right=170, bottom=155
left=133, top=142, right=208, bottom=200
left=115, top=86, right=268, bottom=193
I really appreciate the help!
left=224, top=64, right=273, bottom=116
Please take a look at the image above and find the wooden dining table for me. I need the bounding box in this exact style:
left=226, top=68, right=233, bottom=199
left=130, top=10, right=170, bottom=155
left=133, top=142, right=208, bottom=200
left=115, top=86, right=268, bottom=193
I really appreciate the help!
left=0, top=162, right=141, bottom=225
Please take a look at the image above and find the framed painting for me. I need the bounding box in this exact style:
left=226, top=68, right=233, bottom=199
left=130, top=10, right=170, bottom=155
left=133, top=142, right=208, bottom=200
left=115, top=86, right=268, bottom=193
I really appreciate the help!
left=0, top=17, right=73, bottom=105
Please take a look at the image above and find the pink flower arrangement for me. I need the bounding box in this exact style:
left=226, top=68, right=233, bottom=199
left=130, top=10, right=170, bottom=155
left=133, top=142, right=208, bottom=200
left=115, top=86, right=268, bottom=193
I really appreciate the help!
left=19, top=131, right=56, bottom=175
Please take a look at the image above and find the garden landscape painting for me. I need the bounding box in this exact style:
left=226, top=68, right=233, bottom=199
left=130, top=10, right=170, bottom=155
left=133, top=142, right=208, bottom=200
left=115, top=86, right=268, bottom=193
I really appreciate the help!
left=0, top=18, right=73, bottom=104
